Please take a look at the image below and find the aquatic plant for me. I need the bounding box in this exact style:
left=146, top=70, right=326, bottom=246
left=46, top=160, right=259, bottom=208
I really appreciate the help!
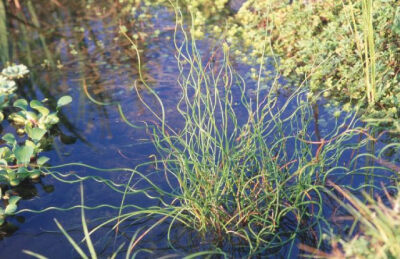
left=0, top=64, right=72, bottom=225
left=0, top=192, right=20, bottom=226
left=88, top=4, right=388, bottom=256
left=0, top=96, right=70, bottom=202
left=1, top=64, right=29, bottom=79
left=0, top=75, right=17, bottom=96
left=9, top=96, right=72, bottom=134
left=0, top=64, right=29, bottom=121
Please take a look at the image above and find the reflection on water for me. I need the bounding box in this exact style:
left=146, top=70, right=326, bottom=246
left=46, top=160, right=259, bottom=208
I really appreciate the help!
left=1, top=1, right=187, bottom=257
left=4, top=0, right=185, bottom=163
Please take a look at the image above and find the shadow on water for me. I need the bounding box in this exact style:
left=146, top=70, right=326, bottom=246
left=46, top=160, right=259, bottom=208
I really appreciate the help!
left=0, top=0, right=398, bottom=258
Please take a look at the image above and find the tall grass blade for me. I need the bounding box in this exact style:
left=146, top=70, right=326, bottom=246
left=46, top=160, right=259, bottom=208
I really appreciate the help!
left=80, top=183, right=98, bottom=259
left=26, top=0, right=54, bottom=66
left=361, top=0, right=376, bottom=105
left=54, top=218, right=89, bottom=259
left=0, top=0, right=9, bottom=63
left=22, top=250, right=48, bottom=259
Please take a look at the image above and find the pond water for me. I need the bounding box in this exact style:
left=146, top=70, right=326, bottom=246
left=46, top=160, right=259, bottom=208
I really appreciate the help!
left=0, top=1, right=398, bottom=258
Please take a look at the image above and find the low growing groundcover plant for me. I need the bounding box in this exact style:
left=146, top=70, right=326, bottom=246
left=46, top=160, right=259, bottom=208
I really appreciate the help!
left=223, top=0, right=400, bottom=130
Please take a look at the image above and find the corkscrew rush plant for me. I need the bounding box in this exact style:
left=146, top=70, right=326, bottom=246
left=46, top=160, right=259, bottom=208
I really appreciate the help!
left=77, top=2, right=390, bottom=256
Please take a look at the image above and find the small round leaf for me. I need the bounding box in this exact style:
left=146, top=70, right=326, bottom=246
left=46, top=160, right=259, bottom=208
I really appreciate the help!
left=57, top=96, right=72, bottom=108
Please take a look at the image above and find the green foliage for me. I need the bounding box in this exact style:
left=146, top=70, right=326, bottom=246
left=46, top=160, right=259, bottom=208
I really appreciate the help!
left=226, top=0, right=400, bottom=128
left=1, top=94, right=70, bottom=186
left=116, top=0, right=232, bottom=39
left=9, top=98, right=63, bottom=132
left=56, top=96, right=72, bottom=109
left=325, top=184, right=400, bottom=258
left=0, top=192, right=20, bottom=225
left=180, top=0, right=230, bottom=38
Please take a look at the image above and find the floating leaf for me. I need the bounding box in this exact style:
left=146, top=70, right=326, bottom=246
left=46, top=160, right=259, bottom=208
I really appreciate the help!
left=9, top=179, right=20, bottom=186
left=29, top=169, right=41, bottom=179
left=13, top=99, right=28, bottom=110
left=0, top=160, right=7, bottom=166
left=26, top=111, right=38, bottom=122
left=17, top=167, right=29, bottom=178
left=0, top=95, right=6, bottom=107
left=8, top=196, right=21, bottom=205
left=2, top=133, right=16, bottom=146
left=10, top=114, right=26, bottom=126
left=4, top=204, right=17, bottom=215
left=44, top=113, right=59, bottom=125
left=30, top=100, right=49, bottom=116
left=25, top=140, right=36, bottom=149
left=14, top=145, right=34, bottom=164
left=25, top=125, right=46, bottom=142
left=57, top=95, right=72, bottom=108
left=37, top=156, right=50, bottom=166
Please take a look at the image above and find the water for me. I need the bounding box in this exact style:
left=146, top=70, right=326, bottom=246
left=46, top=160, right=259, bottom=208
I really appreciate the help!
left=1, top=2, right=183, bottom=257
left=0, top=1, right=397, bottom=258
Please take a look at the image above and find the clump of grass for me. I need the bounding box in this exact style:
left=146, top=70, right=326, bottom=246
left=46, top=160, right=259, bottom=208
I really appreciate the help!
left=113, top=3, right=381, bottom=256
